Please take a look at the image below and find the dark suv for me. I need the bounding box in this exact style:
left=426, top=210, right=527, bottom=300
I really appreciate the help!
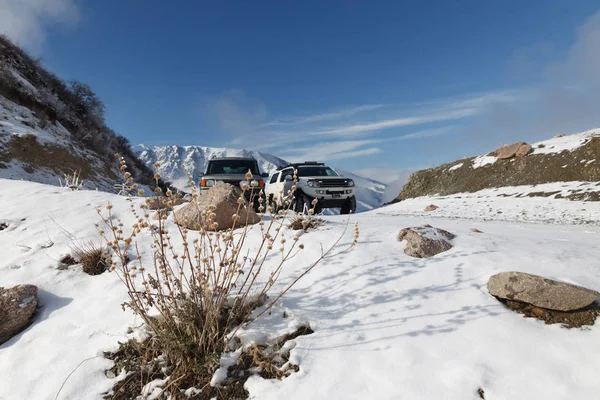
left=200, top=157, right=268, bottom=207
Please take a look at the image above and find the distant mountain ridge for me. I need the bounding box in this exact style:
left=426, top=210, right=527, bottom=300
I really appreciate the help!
left=136, top=145, right=387, bottom=212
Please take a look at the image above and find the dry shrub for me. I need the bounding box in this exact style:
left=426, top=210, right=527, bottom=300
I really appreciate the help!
left=288, top=214, right=324, bottom=232
left=97, top=158, right=359, bottom=398
left=144, top=195, right=186, bottom=211
left=72, top=242, right=109, bottom=275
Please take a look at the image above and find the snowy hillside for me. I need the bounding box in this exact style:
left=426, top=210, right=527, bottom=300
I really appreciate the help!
left=469, top=128, right=600, bottom=170
left=136, top=145, right=387, bottom=212
left=397, top=128, right=600, bottom=202
left=0, top=96, right=116, bottom=191
left=0, top=37, right=160, bottom=192
left=2, top=178, right=600, bottom=400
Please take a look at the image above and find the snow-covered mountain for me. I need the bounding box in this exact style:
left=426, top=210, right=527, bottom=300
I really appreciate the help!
left=136, top=145, right=387, bottom=212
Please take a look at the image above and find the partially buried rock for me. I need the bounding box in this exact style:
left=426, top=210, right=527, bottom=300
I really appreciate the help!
left=174, top=184, right=260, bottom=231
left=471, top=228, right=483, bottom=233
left=488, top=272, right=600, bottom=312
left=424, top=204, right=439, bottom=212
left=397, top=224, right=455, bottom=258
left=0, top=284, right=38, bottom=345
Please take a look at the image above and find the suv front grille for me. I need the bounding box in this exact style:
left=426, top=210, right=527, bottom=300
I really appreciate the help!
left=316, top=179, right=350, bottom=187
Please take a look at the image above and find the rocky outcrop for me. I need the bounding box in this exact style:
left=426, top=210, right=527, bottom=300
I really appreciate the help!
left=397, top=225, right=455, bottom=258
left=0, top=284, right=38, bottom=345
left=174, top=184, right=259, bottom=231
left=488, top=272, right=600, bottom=312
left=515, top=143, right=532, bottom=157
left=395, top=133, right=600, bottom=202
left=496, top=142, right=528, bottom=159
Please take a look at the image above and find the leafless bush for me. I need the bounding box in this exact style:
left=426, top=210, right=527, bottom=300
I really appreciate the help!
left=60, top=170, right=84, bottom=191
left=97, top=157, right=359, bottom=396
left=288, top=214, right=324, bottom=231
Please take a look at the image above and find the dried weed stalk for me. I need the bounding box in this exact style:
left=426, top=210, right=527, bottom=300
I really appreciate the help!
left=96, top=156, right=359, bottom=395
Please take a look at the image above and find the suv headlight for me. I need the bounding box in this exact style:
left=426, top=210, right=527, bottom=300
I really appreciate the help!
left=307, top=180, right=318, bottom=188
left=205, top=179, right=215, bottom=187
left=346, top=179, right=355, bottom=187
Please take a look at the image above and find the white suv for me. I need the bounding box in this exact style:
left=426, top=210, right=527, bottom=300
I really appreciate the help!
left=265, top=162, right=356, bottom=214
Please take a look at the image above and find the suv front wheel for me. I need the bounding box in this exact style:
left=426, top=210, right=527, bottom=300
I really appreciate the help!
left=340, top=196, right=356, bottom=215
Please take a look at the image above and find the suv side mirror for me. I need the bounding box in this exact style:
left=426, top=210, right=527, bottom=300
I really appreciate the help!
left=261, top=172, right=269, bottom=178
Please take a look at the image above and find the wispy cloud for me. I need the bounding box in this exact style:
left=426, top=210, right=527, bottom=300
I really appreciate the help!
left=279, top=139, right=381, bottom=162
left=261, top=104, right=386, bottom=128
left=279, top=127, right=453, bottom=162
left=201, top=85, right=521, bottom=164
left=309, top=108, right=476, bottom=137
left=0, top=0, right=79, bottom=52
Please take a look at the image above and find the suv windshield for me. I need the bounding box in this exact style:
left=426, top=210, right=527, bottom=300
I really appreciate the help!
left=206, top=160, right=259, bottom=175
left=296, top=166, right=339, bottom=177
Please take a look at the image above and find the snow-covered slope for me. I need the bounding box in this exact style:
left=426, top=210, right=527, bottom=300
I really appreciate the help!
left=336, top=168, right=386, bottom=211
left=136, top=145, right=388, bottom=212
left=397, top=128, right=600, bottom=202
left=470, top=128, right=600, bottom=170
left=2, top=178, right=600, bottom=400
left=0, top=96, right=117, bottom=191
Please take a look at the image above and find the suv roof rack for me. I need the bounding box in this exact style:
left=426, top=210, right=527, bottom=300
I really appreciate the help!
left=276, top=161, right=325, bottom=171
left=209, top=155, right=257, bottom=160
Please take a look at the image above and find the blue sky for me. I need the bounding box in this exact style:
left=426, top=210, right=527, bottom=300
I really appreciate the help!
left=3, top=1, right=600, bottom=181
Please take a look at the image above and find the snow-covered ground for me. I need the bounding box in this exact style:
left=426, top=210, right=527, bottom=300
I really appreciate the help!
left=384, top=181, right=600, bottom=225
left=136, top=145, right=387, bottom=213
left=2, top=179, right=600, bottom=400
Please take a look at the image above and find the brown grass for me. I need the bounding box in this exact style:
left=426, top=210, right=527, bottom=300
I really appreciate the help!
left=2, top=134, right=94, bottom=178
left=288, top=214, right=324, bottom=231
left=72, top=243, right=109, bottom=275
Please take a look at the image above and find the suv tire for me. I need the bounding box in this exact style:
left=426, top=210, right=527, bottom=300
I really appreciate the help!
left=294, top=192, right=312, bottom=214
left=340, top=195, right=356, bottom=215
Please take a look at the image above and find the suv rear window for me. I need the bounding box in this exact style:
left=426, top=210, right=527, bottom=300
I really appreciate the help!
left=206, top=160, right=260, bottom=175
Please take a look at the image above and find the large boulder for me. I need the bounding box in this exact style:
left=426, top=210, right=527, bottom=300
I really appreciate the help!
left=397, top=224, right=455, bottom=258
left=515, top=143, right=532, bottom=157
left=488, top=272, right=600, bottom=312
left=174, top=184, right=260, bottom=231
left=0, top=284, right=38, bottom=345
left=496, top=142, right=531, bottom=159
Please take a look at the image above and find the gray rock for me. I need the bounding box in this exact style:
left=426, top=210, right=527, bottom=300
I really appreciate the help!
left=0, top=284, right=38, bottom=345
left=488, top=272, right=600, bottom=311
left=397, top=224, right=455, bottom=258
